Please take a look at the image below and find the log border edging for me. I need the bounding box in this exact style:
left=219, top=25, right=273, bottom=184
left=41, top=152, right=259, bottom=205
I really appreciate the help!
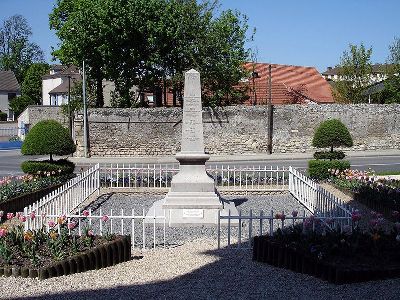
left=252, top=236, right=400, bottom=284
left=0, top=236, right=131, bottom=280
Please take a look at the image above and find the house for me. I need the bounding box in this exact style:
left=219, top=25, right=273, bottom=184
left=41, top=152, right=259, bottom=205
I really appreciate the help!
left=42, top=65, right=81, bottom=106
left=322, top=64, right=389, bottom=85
left=243, top=63, right=334, bottom=105
left=0, top=71, right=21, bottom=120
left=42, top=65, right=133, bottom=107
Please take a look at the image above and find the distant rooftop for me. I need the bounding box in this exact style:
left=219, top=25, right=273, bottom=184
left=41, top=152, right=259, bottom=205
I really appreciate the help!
left=322, top=64, right=392, bottom=76
left=0, top=71, right=20, bottom=92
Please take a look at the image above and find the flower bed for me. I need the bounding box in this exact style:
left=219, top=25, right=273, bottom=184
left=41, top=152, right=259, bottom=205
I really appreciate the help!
left=0, top=174, right=73, bottom=203
left=0, top=216, right=131, bottom=279
left=253, top=213, right=400, bottom=284
left=329, top=169, right=400, bottom=218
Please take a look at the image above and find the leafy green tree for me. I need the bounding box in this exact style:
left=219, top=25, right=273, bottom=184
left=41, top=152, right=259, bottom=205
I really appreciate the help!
left=21, top=120, right=76, bottom=161
left=312, top=119, right=353, bottom=153
left=21, top=63, right=50, bottom=104
left=9, top=95, right=36, bottom=117
left=382, top=37, right=400, bottom=103
left=49, top=0, right=252, bottom=107
left=0, top=15, right=44, bottom=83
left=334, top=43, right=373, bottom=103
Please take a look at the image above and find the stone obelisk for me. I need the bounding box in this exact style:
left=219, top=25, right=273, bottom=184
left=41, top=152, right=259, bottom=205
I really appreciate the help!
left=162, top=69, right=222, bottom=225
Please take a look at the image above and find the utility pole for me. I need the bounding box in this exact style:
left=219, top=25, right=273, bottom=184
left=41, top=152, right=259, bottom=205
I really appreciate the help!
left=267, top=64, right=273, bottom=154
left=83, top=60, right=88, bottom=158
left=67, top=75, right=72, bottom=137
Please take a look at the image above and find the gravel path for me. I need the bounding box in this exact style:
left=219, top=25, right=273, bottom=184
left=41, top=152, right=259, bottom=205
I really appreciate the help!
left=1, top=238, right=399, bottom=300
left=81, top=192, right=309, bottom=248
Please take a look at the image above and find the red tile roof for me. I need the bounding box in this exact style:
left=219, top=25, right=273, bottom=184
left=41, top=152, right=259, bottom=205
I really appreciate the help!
left=243, top=63, right=334, bottom=104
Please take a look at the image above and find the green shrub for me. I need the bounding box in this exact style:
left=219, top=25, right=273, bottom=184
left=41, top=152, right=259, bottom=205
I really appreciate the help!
left=0, top=111, right=7, bottom=121
left=308, top=159, right=350, bottom=180
left=21, top=159, right=75, bottom=176
left=312, top=119, right=353, bottom=152
left=313, top=150, right=345, bottom=160
left=21, top=120, right=76, bottom=161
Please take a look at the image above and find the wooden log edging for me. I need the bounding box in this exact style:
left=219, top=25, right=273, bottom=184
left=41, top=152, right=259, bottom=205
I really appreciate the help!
left=252, top=236, right=400, bottom=284
left=0, top=236, right=131, bottom=280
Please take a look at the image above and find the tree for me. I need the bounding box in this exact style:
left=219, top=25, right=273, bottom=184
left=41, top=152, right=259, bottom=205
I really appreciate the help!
left=381, top=37, right=400, bottom=103
left=21, top=120, right=76, bottom=161
left=49, top=0, right=252, bottom=107
left=312, top=119, right=353, bottom=153
left=0, top=15, right=44, bottom=83
left=9, top=95, right=36, bottom=117
left=22, top=63, right=50, bottom=103
left=334, top=43, right=373, bottom=103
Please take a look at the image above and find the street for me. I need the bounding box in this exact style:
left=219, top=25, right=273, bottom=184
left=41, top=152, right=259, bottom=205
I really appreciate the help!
left=1, top=149, right=400, bottom=177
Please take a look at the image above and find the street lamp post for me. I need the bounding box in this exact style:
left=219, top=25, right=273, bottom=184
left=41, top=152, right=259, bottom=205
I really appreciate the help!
left=267, top=64, right=273, bottom=154
left=251, top=71, right=260, bottom=106
left=82, top=60, right=88, bottom=158
left=67, top=75, right=72, bottom=137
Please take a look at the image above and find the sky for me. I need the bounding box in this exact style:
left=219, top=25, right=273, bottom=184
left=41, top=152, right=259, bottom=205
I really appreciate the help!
left=1, top=0, right=399, bottom=72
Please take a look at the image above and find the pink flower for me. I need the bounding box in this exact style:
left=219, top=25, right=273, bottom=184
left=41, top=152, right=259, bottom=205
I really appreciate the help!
left=16, top=212, right=22, bottom=219
left=19, top=215, right=27, bottom=222
left=29, top=212, right=36, bottom=220
left=82, top=210, right=89, bottom=217
left=67, top=221, right=76, bottom=230
left=101, top=215, right=109, bottom=222
left=0, top=228, right=7, bottom=237
left=6, top=213, right=14, bottom=220
left=291, top=210, right=298, bottom=218
left=87, top=230, right=94, bottom=236
left=48, top=220, right=56, bottom=228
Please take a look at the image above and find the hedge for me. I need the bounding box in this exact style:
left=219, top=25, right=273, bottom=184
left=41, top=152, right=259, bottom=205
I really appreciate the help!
left=313, top=151, right=345, bottom=160
left=21, top=159, right=75, bottom=176
left=308, top=159, right=350, bottom=180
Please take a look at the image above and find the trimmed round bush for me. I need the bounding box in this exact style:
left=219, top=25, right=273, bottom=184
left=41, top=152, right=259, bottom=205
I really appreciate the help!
left=21, top=159, right=75, bottom=176
left=312, top=119, right=353, bottom=152
left=308, top=159, right=350, bottom=180
left=21, top=120, right=76, bottom=161
left=313, top=150, right=345, bottom=160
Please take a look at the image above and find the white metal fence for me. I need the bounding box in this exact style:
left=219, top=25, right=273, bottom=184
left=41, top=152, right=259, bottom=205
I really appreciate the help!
left=216, top=167, right=353, bottom=249
left=217, top=209, right=352, bottom=249
left=100, top=164, right=288, bottom=191
left=288, top=166, right=353, bottom=219
left=24, top=164, right=100, bottom=231
left=29, top=208, right=166, bottom=251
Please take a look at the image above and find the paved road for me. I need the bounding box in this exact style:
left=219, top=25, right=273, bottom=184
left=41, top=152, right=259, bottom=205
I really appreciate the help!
left=0, top=150, right=44, bottom=177
left=1, top=149, right=400, bottom=177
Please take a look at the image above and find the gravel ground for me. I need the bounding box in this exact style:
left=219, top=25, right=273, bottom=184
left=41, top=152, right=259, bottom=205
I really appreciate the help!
left=1, top=238, right=400, bottom=300
left=80, top=192, right=309, bottom=248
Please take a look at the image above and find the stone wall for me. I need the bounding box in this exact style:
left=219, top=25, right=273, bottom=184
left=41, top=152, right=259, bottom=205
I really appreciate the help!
left=18, top=105, right=69, bottom=128
left=72, top=104, right=400, bottom=157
